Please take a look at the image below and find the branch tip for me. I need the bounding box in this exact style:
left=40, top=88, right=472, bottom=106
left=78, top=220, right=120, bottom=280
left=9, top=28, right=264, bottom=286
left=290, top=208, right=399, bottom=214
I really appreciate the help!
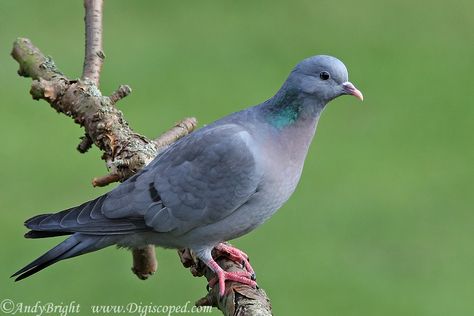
left=109, top=85, right=132, bottom=104
left=131, top=246, right=158, bottom=280
left=92, top=173, right=120, bottom=187
left=196, top=295, right=216, bottom=308
left=11, top=38, right=63, bottom=80
left=77, top=134, right=93, bottom=153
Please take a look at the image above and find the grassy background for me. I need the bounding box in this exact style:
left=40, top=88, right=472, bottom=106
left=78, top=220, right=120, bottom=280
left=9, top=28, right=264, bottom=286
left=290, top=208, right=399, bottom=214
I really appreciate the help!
left=1, top=0, right=473, bottom=315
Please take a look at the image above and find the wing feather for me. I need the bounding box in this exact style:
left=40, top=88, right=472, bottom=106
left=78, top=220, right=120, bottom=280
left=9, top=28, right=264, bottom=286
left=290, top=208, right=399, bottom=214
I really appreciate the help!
left=102, top=124, right=263, bottom=234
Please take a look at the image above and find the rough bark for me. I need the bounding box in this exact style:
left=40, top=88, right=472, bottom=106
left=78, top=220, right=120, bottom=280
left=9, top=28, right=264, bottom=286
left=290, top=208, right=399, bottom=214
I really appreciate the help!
left=11, top=1, right=272, bottom=314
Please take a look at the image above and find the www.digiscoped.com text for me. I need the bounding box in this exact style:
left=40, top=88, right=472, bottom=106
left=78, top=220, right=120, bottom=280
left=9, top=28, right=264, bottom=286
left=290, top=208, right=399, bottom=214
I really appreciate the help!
left=0, top=299, right=213, bottom=316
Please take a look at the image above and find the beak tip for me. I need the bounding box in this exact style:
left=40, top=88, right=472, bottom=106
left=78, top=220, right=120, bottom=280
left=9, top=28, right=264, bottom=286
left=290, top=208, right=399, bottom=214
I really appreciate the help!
left=342, top=82, right=363, bottom=102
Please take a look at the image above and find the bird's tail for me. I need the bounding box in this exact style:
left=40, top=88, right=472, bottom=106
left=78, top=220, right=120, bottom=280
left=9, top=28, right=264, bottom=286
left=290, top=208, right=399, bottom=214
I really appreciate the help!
left=12, top=233, right=115, bottom=281
left=13, top=196, right=147, bottom=281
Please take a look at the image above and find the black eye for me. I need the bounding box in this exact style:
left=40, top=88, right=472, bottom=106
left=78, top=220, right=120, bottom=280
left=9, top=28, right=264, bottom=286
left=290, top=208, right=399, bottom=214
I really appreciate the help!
left=319, top=71, right=330, bottom=80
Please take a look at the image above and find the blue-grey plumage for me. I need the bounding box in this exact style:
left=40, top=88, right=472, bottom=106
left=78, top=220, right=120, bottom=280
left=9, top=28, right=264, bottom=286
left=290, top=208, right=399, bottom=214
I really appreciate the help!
left=13, top=55, right=363, bottom=291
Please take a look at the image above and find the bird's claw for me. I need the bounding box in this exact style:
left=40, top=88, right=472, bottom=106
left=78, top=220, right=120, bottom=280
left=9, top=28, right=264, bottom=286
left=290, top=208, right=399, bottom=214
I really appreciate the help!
left=207, top=270, right=258, bottom=296
left=250, top=273, right=257, bottom=281
left=214, top=243, right=255, bottom=277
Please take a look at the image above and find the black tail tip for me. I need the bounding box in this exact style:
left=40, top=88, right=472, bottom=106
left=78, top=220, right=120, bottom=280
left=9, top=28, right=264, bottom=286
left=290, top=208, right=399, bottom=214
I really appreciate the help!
left=10, top=271, right=21, bottom=281
left=24, top=230, right=72, bottom=239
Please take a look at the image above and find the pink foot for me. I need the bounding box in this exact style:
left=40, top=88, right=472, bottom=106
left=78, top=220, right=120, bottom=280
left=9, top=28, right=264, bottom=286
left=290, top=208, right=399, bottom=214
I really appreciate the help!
left=207, top=270, right=253, bottom=288
left=207, top=260, right=257, bottom=296
left=214, top=243, right=256, bottom=279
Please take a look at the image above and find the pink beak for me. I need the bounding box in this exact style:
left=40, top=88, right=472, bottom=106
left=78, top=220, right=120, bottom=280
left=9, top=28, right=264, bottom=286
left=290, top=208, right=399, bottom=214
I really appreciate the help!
left=342, top=82, right=364, bottom=101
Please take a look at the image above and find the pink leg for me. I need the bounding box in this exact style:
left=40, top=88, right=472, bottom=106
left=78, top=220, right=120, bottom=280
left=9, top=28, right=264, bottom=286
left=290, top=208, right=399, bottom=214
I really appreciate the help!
left=207, top=259, right=257, bottom=296
left=214, top=243, right=256, bottom=278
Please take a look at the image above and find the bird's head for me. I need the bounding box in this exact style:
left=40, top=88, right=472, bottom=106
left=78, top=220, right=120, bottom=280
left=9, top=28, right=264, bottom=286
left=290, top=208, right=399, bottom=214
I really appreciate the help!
left=289, top=55, right=363, bottom=103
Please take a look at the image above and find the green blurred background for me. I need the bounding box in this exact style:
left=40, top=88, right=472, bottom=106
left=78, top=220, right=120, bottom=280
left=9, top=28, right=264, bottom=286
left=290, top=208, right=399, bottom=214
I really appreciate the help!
left=1, top=0, right=473, bottom=315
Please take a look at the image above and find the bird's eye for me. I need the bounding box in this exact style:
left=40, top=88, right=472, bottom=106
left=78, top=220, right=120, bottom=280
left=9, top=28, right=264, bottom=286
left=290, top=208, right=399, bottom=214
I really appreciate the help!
left=319, top=71, right=330, bottom=80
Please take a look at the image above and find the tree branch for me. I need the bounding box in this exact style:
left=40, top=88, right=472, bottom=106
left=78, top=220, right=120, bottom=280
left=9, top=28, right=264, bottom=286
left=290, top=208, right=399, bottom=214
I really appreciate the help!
left=155, top=117, right=198, bottom=148
left=14, top=35, right=163, bottom=281
left=83, top=0, right=104, bottom=85
left=12, top=1, right=272, bottom=314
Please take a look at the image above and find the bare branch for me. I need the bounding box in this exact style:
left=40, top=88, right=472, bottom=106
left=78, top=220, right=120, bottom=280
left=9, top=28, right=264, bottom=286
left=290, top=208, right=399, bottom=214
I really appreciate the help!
left=12, top=37, right=160, bottom=277
left=92, top=173, right=121, bottom=187
left=155, top=117, right=198, bottom=149
left=110, top=85, right=132, bottom=105
left=83, top=0, right=104, bottom=85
